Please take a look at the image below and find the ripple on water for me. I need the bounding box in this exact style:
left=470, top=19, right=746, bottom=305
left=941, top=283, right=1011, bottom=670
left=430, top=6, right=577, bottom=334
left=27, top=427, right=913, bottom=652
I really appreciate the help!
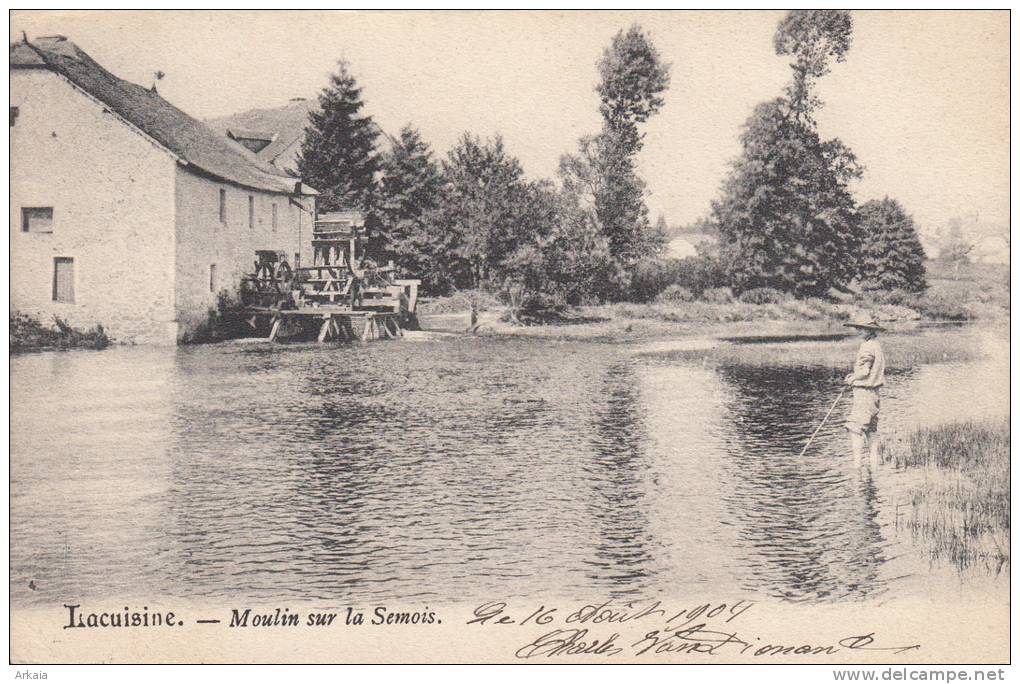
left=9, top=328, right=1009, bottom=606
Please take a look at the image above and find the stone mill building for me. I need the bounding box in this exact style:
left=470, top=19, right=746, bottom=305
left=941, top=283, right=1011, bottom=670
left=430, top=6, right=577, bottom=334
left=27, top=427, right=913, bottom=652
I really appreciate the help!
left=10, top=35, right=318, bottom=344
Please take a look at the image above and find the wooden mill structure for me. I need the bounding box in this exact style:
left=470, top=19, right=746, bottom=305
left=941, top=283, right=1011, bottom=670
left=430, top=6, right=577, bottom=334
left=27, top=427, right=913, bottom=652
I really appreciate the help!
left=240, top=210, right=420, bottom=343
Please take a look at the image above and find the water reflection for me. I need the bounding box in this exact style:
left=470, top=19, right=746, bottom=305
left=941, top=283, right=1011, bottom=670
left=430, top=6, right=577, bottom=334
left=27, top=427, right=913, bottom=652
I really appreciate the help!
left=717, top=363, right=891, bottom=602
left=9, top=328, right=1009, bottom=608
left=583, top=361, right=655, bottom=595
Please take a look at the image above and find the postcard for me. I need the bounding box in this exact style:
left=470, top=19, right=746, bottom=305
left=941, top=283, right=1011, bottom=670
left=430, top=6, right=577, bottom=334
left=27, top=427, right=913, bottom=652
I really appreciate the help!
left=8, top=9, right=1010, bottom=666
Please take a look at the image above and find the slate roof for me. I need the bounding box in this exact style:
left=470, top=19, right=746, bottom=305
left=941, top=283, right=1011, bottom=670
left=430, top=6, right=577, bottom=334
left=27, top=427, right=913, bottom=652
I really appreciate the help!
left=11, top=35, right=314, bottom=195
left=227, top=128, right=276, bottom=143
left=206, top=98, right=317, bottom=174
left=207, top=98, right=396, bottom=175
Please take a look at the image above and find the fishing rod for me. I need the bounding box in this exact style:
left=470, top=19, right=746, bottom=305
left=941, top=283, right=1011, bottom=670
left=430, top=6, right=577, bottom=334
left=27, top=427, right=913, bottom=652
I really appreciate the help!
left=798, top=385, right=848, bottom=457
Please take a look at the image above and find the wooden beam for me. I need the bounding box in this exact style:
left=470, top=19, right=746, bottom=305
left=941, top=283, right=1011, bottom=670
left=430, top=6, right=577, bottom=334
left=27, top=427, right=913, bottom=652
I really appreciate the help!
left=317, top=317, right=331, bottom=343
left=268, top=316, right=282, bottom=342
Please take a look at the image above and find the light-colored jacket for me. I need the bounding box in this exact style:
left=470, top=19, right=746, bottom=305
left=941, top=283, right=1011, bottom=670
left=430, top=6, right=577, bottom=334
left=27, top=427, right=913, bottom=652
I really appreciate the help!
left=850, top=338, right=885, bottom=388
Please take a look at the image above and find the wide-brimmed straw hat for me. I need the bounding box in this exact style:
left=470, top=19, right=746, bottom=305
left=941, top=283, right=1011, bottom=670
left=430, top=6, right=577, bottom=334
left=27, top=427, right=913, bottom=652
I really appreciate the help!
left=844, top=313, right=886, bottom=331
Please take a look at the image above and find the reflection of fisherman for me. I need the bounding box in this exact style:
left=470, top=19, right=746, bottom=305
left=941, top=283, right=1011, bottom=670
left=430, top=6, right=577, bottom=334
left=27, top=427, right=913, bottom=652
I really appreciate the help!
left=843, top=314, right=886, bottom=469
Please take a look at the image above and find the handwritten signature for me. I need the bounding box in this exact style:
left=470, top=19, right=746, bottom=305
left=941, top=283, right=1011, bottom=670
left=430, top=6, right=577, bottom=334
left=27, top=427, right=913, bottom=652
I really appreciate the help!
left=468, top=600, right=921, bottom=660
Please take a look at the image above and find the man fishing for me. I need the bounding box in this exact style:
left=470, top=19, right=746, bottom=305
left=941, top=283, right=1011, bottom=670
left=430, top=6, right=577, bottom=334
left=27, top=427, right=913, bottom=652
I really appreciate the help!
left=844, top=314, right=886, bottom=469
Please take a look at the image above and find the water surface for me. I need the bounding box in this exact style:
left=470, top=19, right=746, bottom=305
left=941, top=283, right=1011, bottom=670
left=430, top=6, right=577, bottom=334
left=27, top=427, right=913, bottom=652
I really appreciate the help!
left=10, top=325, right=1008, bottom=606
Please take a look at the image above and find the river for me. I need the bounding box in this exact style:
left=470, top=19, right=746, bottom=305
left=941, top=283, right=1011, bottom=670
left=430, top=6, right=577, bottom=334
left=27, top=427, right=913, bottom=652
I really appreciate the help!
left=9, top=324, right=1009, bottom=607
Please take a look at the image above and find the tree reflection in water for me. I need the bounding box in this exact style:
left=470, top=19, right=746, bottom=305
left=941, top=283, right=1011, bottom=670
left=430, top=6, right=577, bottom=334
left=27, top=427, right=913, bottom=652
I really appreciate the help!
left=716, top=364, right=889, bottom=602
left=582, top=361, right=657, bottom=597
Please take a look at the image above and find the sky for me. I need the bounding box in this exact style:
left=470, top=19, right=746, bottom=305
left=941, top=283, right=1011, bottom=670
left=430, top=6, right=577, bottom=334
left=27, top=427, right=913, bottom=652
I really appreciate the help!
left=10, top=10, right=1010, bottom=243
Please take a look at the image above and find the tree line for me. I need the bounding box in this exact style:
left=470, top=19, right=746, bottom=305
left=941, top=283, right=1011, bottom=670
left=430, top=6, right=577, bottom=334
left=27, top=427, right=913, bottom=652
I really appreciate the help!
left=297, top=11, right=928, bottom=320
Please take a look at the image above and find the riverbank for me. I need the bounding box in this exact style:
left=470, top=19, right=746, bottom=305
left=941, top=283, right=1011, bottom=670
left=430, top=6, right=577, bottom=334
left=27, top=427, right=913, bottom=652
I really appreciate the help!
left=889, top=419, right=1010, bottom=573
left=417, top=258, right=1009, bottom=340
left=421, top=298, right=1005, bottom=342
left=419, top=261, right=1009, bottom=341
left=9, top=311, right=109, bottom=353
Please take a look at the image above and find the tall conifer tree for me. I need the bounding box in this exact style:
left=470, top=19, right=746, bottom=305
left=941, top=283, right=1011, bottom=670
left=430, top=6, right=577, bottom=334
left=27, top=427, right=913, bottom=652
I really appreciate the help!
left=297, top=61, right=379, bottom=214
left=378, top=125, right=444, bottom=273
left=857, top=198, right=927, bottom=292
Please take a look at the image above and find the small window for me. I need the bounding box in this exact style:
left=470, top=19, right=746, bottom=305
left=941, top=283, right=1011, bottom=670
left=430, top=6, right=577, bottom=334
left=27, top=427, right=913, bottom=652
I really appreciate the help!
left=248, top=195, right=255, bottom=229
left=209, top=264, right=217, bottom=293
left=10, top=106, right=19, bottom=127
left=272, top=203, right=278, bottom=231
left=219, top=189, right=226, bottom=224
left=22, top=207, right=53, bottom=233
left=53, top=257, right=74, bottom=303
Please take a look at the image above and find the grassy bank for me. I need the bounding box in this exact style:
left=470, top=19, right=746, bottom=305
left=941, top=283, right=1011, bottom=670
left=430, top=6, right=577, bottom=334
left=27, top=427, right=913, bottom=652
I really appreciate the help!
left=890, top=419, right=1009, bottom=573
left=421, top=292, right=997, bottom=342
left=418, top=259, right=1008, bottom=341
left=923, top=259, right=1009, bottom=321
left=10, top=312, right=110, bottom=352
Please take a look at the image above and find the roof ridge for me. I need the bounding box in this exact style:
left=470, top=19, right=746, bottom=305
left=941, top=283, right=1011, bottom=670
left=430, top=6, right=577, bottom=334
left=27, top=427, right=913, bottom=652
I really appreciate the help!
left=11, top=35, right=311, bottom=195
left=21, top=36, right=50, bottom=63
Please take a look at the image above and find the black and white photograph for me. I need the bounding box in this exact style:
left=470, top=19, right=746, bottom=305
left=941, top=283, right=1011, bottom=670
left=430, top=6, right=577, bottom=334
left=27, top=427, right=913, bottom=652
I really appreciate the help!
left=7, top=9, right=1011, bottom=669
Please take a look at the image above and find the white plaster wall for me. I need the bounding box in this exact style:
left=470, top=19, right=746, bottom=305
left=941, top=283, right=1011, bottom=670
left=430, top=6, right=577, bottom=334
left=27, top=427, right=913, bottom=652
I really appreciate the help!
left=173, top=168, right=313, bottom=338
left=10, top=69, right=178, bottom=344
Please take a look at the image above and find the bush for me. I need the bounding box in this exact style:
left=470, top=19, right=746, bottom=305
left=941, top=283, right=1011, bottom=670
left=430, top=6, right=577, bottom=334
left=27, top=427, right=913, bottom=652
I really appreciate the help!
left=629, top=259, right=682, bottom=302
left=10, top=312, right=110, bottom=352
left=627, top=254, right=729, bottom=303
left=673, top=254, right=729, bottom=296
left=501, top=291, right=569, bottom=325
left=655, top=284, right=695, bottom=303
left=863, top=288, right=972, bottom=320
left=912, top=291, right=973, bottom=321
left=870, top=288, right=918, bottom=307
left=418, top=289, right=501, bottom=314
left=181, top=291, right=251, bottom=343
left=738, top=287, right=788, bottom=304
left=701, top=287, right=734, bottom=304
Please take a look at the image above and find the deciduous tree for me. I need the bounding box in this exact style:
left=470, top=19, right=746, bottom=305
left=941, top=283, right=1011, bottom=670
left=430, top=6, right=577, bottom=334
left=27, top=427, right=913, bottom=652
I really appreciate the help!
left=711, top=99, right=862, bottom=296
left=597, top=24, right=671, bottom=149
left=936, top=218, right=975, bottom=276
left=435, top=134, right=532, bottom=289
left=774, top=10, right=853, bottom=122
left=711, top=11, right=862, bottom=296
left=560, top=25, right=670, bottom=284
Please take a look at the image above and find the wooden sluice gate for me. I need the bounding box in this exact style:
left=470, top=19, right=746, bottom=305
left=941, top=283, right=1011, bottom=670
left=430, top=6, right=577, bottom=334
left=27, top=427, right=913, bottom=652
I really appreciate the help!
left=240, top=211, right=420, bottom=344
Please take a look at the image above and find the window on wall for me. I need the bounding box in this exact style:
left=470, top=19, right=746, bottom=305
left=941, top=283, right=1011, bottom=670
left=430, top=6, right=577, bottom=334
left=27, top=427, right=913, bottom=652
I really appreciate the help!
left=22, top=207, right=53, bottom=233
left=209, top=264, right=217, bottom=293
left=219, top=189, right=226, bottom=224
left=248, top=195, right=255, bottom=229
left=53, top=257, right=74, bottom=303
left=272, top=203, right=278, bottom=231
